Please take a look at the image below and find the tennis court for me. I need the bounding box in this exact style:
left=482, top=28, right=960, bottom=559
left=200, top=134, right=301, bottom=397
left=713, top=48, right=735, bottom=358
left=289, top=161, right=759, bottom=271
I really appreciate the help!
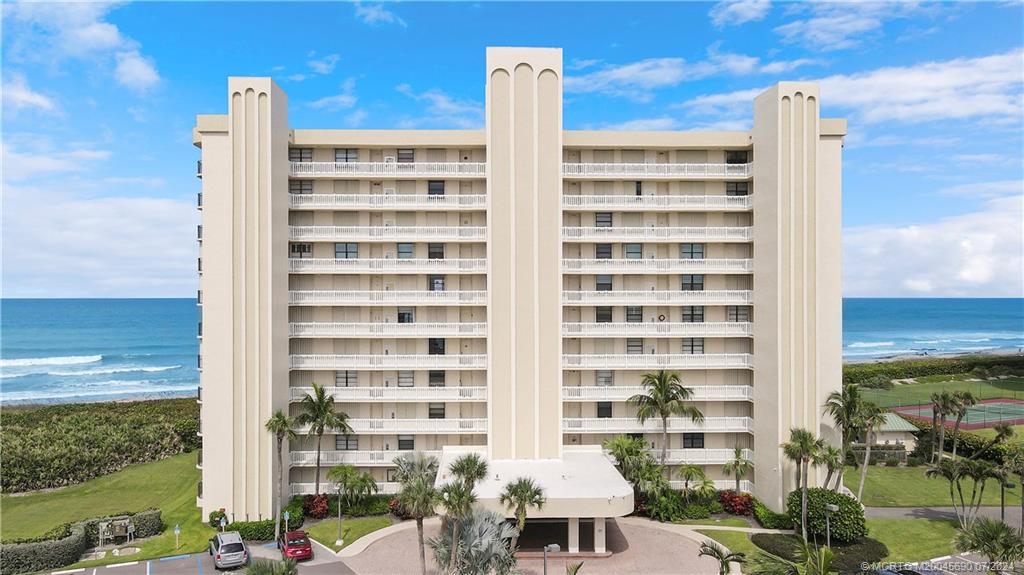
left=894, top=398, right=1024, bottom=430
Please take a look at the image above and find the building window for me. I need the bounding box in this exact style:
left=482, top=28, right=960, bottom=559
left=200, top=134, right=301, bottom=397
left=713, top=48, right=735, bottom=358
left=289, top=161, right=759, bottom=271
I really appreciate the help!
left=398, top=307, right=415, bottom=324
left=596, top=370, right=614, bottom=386
left=428, top=243, right=445, bottom=259
left=429, top=275, right=445, bottom=291
left=624, top=243, right=642, bottom=260
left=335, top=435, right=358, bottom=450
left=397, top=149, right=415, bottom=163
left=683, top=433, right=705, bottom=448
left=428, top=181, right=445, bottom=196
left=634, top=181, right=643, bottom=196
left=335, top=242, right=358, bottom=259
left=725, top=150, right=749, bottom=165
left=398, top=371, right=414, bottom=387
left=626, top=306, right=642, bottom=323
left=727, top=306, right=751, bottom=322
left=727, top=182, right=749, bottom=196
left=289, top=243, right=312, bottom=259
left=626, top=338, right=643, bottom=355
left=335, top=370, right=357, bottom=387
left=397, top=243, right=414, bottom=259
left=596, top=306, right=613, bottom=323
left=397, top=435, right=415, bottom=450
left=428, top=338, right=445, bottom=355
left=595, top=212, right=613, bottom=228
left=596, top=275, right=613, bottom=292
left=681, top=274, right=704, bottom=291
left=428, top=403, right=445, bottom=419
left=682, top=306, right=705, bottom=323
left=428, top=370, right=445, bottom=387
left=595, top=244, right=613, bottom=259
left=597, top=402, right=612, bottom=418
left=289, top=148, right=313, bottom=162
left=682, top=338, right=705, bottom=354
left=289, top=180, right=313, bottom=194
left=335, top=148, right=358, bottom=163
left=680, top=243, right=705, bottom=260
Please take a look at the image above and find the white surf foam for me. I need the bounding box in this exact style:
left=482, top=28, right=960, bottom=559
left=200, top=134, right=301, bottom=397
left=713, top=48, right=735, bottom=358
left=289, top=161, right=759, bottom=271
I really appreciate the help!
left=0, top=355, right=103, bottom=368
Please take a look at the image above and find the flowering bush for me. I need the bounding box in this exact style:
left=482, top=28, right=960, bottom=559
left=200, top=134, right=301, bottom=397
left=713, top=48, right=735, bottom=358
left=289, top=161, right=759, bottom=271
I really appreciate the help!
left=718, top=490, right=753, bottom=516
left=388, top=497, right=412, bottom=520
left=302, top=494, right=329, bottom=519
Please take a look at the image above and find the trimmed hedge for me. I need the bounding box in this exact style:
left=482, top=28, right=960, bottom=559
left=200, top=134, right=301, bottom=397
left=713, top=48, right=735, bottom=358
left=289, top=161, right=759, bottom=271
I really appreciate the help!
left=842, top=355, right=1024, bottom=385
left=900, top=415, right=1021, bottom=464
left=212, top=498, right=305, bottom=541
left=751, top=533, right=888, bottom=574
left=752, top=496, right=792, bottom=529
left=786, top=489, right=865, bottom=544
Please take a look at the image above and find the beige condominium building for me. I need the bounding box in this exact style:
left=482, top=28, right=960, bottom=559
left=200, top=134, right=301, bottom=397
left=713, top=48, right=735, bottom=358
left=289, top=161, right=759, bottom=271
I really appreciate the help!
left=193, top=47, right=845, bottom=549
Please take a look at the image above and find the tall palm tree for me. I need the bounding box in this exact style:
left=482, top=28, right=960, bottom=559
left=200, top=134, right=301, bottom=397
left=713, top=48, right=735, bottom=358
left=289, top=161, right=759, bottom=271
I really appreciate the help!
left=629, top=370, right=704, bottom=466
left=823, top=384, right=863, bottom=462
left=449, top=452, right=489, bottom=490
left=931, top=391, right=957, bottom=462
left=439, top=481, right=477, bottom=574
left=969, top=424, right=1016, bottom=461
left=814, top=445, right=844, bottom=492
left=394, top=451, right=439, bottom=485
left=698, top=541, right=746, bottom=575
left=499, top=477, right=546, bottom=549
left=265, top=410, right=296, bottom=543
left=950, top=391, right=978, bottom=459
left=856, top=403, right=887, bottom=501
left=396, top=469, right=440, bottom=575
left=781, top=427, right=823, bottom=541
left=294, top=382, right=351, bottom=495
left=722, top=445, right=753, bottom=493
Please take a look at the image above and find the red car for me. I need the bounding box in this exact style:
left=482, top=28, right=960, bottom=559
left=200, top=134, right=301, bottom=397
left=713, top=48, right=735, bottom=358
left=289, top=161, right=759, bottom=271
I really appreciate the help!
left=277, top=530, right=313, bottom=561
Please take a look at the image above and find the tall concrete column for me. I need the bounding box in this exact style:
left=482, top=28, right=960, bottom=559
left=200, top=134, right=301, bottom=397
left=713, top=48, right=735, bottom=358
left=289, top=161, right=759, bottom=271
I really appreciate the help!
left=594, top=517, right=607, bottom=554
left=568, top=517, right=580, bottom=554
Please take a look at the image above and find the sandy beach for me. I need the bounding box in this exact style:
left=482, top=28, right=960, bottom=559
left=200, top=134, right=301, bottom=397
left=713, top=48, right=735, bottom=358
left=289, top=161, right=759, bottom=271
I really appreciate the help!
left=843, top=347, right=1024, bottom=365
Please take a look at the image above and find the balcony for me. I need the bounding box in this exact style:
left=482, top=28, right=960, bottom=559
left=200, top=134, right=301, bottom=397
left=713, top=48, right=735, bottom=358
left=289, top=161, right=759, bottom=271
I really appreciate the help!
left=292, top=482, right=401, bottom=495
left=653, top=448, right=754, bottom=465
left=290, top=450, right=442, bottom=467
left=290, top=322, right=487, bottom=338
left=562, top=322, right=753, bottom=338
left=562, top=227, right=752, bottom=242
left=669, top=479, right=754, bottom=493
left=289, top=290, right=487, bottom=306
left=562, top=258, right=753, bottom=274
left=289, top=386, right=488, bottom=402
left=295, top=418, right=487, bottom=435
left=563, top=385, right=753, bottom=402
left=562, top=354, right=753, bottom=369
left=289, top=258, right=487, bottom=274
left=290, top=162, right=487, bottom=178
left=289, top=194, right=487, bottom=210
left=562, top=290, right=752, bottom=306
left=288, top=226, right=486, bottom=242
left=563, top=195, right=752, bottom=212
left=563, top=416, right=753, bottom=433
left=290, top=354, right=487, bottom=370
left=562, top=163, right=752, bottom=179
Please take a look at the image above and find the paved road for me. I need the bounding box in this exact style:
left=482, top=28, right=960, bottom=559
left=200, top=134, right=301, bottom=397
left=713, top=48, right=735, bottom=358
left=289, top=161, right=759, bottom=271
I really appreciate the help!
left=866, top=505, right=1023, bottom=529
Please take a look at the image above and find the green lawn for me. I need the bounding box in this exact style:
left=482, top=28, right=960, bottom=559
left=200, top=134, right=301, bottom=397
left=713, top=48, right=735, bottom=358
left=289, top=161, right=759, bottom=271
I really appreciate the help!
left=867, top=518, right=958, bottom=562
left=914, top=373, right=974, bottom=384
left=0, top=452, right=213, bottom=567
left=843, top=465, right=1021, bottom=507
left=676, top=517, right=750, bottom=527
left=305, top=516, right=393, bottom=553
left=697, top=529, right=759, bottom=558
left=862, top=378, right=1024, bottom=409
left=972, top=424, right=1024, bottom=446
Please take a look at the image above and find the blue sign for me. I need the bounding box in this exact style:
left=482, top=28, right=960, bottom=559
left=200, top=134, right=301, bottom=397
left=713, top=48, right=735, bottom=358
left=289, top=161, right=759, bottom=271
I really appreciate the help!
left=174, top=524, right=181, bottom=535
left=283, top=510, right=290, bottom=521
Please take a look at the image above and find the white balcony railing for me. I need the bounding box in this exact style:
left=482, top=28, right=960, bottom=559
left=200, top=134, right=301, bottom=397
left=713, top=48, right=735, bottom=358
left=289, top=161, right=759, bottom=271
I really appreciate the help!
left=562, top=354, right=753, bottom=369
left=562, top=290, right=752, bottom=306
left=562, top=163, right=752, bottom=179
left=290, top=450, right=442, bottom=467
left=291, top=482, right=401, bottom=495
left=290, top=194, right=487, bottom=210
left=290, top=162, right=487, bottom=178
left=291, top=354, right=487, bottom=370
left=289, top=290, right=487, bottom=306
left=563, top=322, right=752, bottom=338
left=563, top=416, right=753, bottom=433
left=562, top=259, right=753, bottom=274
left=668, top=480, right=754, bottom=493
left=564, top=385, right=753, bottom=402
left=288, top=226, right=486, bottom=242
left=289, top=386, right=487, bottom=402
left=289, top=258, right=487, bottom=274
left=563, top=195, right=752, bottom=211
left=562, top=227, right=752, bottom=242
left=653, top=448, right=754, bottom=465
left=295, top=419, right=487, bottom=435
left=289, top=322, right=487, bottom=338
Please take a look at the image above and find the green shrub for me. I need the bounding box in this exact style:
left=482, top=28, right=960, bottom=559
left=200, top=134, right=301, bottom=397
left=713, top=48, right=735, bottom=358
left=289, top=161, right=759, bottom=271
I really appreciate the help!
left=752, top=497, right=792, bottom=529
left=223, top=500, right=305, bottom=541
left=331, top=494, right=391, bottom=517
left=842, top=355, right=1024, bottom=385
left=902, top=416, right=1021, bottom=464
left=209, top=509, right=227, bottom=529
left=906, top=456, right=923, bottom=467
left=707, top=500, right=725, bottom=515
left=751, top=533, right=888, bottom=574
left=646, top=490, right=685, bottom=522
left=786, top=489, right=865, bottom=544
left=681, top=504, right=711, bottom=520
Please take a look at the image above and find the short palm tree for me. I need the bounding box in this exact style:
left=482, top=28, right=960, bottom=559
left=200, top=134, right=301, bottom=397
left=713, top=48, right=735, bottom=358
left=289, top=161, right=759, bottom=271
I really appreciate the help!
left=499, top=477, right=546, bottom=548
left=678, top=464, right=706, bottom=503
left=823, top=384, right=863, bottom=463
left=428, top=509, right=517, bottom=575
left=955, top=517, right=1024, bottom=567
left=449, top=452, right=489, bottom=490
left=245, top=558, right=297, bottom=575
left=781, top=427, right=823, bottom=541
left=603, top=435, right=649, bottom=483
left=394, top=451, right=440, bottom=485
left=814, top=445, right=844, bottom=492
left=294, top=382, right=351, bottom=495
left=856, top=402, right=887, bottom=501
left=698, top=540, right=746, bottom=575
left=439, top=481, right=477, bottom=574
left=397, top=474, right=440, bottom=575
left=950, top=391, right=978, bottom=459
left=327, top=464, right=378, bottom=543
left=265, top=410, right=296, bottom=543
left=565, top=562, right=585, bottom=575
left=628, top=370, right=704, bottom=467
left=722, top=445, right=753, bottom=493
left=969, top=424, right=1016, bottom=461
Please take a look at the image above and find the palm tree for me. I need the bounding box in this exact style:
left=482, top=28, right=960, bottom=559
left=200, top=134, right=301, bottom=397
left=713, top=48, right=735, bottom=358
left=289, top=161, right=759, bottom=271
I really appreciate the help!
left=856, top=402, right=887, bottom=501
left=823, top=384, right=863, bottom=462
left=294, top=382, right=351, bottom=495
left=394, top=451, right=439, bottom=485
left=931, top=391, right=957, bottom=462
left=698, top=541, right=746, bottom=575
left=722, top=446, right=753, bottom=493
left=327, top=464, right=378, bottom=543
left=439, top=481, right=477, bottom=574
left=565, top=563, right=585, bottom=575
left=499, top=477, right=546, bottom=548
left=781, top=428, right=823, bottom=541
left=678, top=464, right=706, bottom=503
left=927, top=458, right=999, bottom=529
left=950, top=391, right=978, bottom=459
left=428, top=509, right=517, bottom=575
left=628, top=370, right=704, bottom=467
left=814, top=445, right=844, bottom=492
left=265, top=410, right=296, bottom=543
left=245, top=558, right=297, bottom=575
left=969, top=424, right=1016, bottom=461
left=955, top=518, right=1024, bottom=568
left=397, top=472, right=440, bottom=575
left=449, top=452, right=489, bottom=490
left=603, top=435, right=649, bottom=483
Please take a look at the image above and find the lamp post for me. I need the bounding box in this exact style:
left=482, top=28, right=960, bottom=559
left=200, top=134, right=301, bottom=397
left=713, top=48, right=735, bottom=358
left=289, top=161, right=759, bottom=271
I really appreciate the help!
left=1002, top=482, right=1017, bottom=522
left=336, top=483, right=345, bottom=547
left=825, top=504, right=839, bottom=548
left=543, top=543, right=560, bottom=575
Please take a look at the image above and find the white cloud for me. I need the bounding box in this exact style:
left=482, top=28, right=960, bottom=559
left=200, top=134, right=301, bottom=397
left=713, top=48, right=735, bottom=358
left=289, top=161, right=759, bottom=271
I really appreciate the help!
left=2, top=73, right=56, bottom=112
left=710, top=0, right=771, bottom=27
left=938, top=180, right=1023, bottom=199
left=775, top=2, right=927, bottom=51
left=759, top=58, right=817, bottom=74
left=602, top=118, right=680, bottom=131
left=395, top=84, right=483, bottom=129
left=307, top=53, right=340, bottom=75
left=308, top=78, right=358, bottom=110
left=1, top=142, right=111, bottom=181
left=951, top=153, right=1005, bottom=164
left=353, top=1, right=407, bottom=27
left=567, top=58, right=600, bottom=71
left=346, top=109, right=368, bottom=128
left=115, top=50, right=160, bottom=92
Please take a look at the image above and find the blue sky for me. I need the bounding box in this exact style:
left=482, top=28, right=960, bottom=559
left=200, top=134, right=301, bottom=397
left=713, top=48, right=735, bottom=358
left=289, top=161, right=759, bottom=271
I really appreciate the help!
left=2, top=1, right=1022, bottom=298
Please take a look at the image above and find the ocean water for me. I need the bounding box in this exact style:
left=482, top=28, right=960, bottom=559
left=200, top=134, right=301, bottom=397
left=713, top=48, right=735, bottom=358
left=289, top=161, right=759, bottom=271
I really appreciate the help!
left=0, top=298, right=1022, bottom=404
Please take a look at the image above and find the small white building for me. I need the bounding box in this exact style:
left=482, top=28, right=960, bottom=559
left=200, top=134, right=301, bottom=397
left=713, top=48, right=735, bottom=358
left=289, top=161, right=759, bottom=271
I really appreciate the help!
left=875, top=413, right=919, bottom=452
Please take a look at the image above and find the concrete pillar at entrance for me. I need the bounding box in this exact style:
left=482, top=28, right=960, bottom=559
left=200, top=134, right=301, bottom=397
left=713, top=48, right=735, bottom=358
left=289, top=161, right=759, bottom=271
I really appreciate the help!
left=594, top=517, right=606, bottom=553
left=568, top=518, right=580, bottom=554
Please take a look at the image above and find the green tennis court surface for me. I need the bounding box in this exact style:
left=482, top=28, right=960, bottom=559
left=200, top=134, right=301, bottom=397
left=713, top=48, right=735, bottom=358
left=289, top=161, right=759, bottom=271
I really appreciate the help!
left=895, top=399, right=1024, bottom=429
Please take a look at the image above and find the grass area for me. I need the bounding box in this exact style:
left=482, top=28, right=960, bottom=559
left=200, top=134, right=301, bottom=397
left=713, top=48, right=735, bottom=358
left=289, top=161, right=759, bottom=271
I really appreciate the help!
left=843, top=465, right=1021, bottom=507
left=972, top=424, right=1024, bottom=446
left=862, top=377, right=1024, bottom=409
left=697, top=529, right=759, bottom=558
left=305, top=516, right=393, bottom=553
left=867, top=518, right=958, bottom=562
left=914, top=373, right=973, bottom=384
left=676, top=517, right=750, bottom=527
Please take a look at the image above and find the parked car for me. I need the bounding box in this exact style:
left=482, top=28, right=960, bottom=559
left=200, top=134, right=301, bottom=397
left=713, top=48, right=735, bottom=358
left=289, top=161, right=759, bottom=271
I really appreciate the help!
left=209, top=531, right=249, bottom=570
left=277, top=530, right=313, bottom=561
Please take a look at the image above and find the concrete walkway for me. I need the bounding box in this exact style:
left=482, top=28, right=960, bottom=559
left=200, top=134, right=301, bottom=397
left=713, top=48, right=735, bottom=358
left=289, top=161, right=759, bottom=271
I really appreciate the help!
left=866, top=506, right=1022, bottom=528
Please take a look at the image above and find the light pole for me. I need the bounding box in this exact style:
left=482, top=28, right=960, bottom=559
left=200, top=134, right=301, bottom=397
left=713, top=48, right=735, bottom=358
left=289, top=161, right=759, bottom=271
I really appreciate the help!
left=336, top=483, right=345, bottom=547
left=1002, top=482, right=1017, bottom=522
left=543, top=543, right=560, bottom=575
left=825, top=504, right=839, bottom=548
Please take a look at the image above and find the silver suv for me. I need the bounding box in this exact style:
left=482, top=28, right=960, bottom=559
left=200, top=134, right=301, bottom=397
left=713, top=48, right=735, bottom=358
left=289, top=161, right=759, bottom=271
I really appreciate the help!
left=209, top=531, right=249, bottom=570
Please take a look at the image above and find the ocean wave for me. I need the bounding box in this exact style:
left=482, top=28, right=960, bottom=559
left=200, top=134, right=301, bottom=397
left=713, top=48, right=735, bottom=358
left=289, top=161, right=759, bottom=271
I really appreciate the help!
left=50, top=365, right=182, bottom=377
left=914, top=339, right=953, bottom=344
left=847, top=342, right=895, bottom=349
left=0, top=383, right=196, bottom=403
left=0, top=355, right=103, bottom=368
